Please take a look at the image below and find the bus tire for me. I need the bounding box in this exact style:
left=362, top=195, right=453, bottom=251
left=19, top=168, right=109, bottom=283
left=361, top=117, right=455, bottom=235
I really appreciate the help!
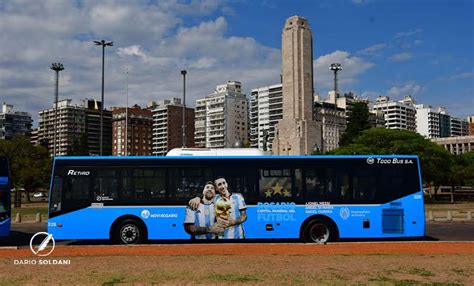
left=114, top=219, right=146, bottom=245
left=304, top=218, right=337, bottom=243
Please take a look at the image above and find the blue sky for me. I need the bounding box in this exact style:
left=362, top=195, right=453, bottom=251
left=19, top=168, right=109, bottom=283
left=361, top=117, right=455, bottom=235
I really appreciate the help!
left=224, top=0, right=474, bottom=116
left=0, top=0, right=472, bottom=125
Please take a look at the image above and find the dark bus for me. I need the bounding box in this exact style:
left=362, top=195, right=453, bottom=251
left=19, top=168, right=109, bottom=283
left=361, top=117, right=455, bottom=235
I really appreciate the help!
left=0, top=157, right=11, bottom=237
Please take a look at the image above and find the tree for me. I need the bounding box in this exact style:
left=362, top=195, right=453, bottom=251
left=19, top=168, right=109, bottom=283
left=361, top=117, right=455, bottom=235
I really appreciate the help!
left=0, top=136, right=51, bottom=204
left=333, top=128, right=453, bottom=192
left=450, top=151, right=474, bottom=187
left=339, top=102, right=371, bottom=146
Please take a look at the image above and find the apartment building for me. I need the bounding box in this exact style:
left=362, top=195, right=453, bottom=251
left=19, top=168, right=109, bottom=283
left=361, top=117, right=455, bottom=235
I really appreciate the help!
left=373, top=95, right=417, bottom=131
left=0, top=103, right=32, bottom=139
left=112, top=105, right=153, bottom=156
left=249, top=83, right=283, bottom=151
left=152, top=98, right=194, bottom=155
left=195, top=81, right=248, bottom=148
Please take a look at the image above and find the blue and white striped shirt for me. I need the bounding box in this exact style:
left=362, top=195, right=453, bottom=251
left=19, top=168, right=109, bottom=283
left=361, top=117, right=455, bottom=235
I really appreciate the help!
left=184, top=202, right=216, bottom=240
left=215, top=193, right=247, bottom=239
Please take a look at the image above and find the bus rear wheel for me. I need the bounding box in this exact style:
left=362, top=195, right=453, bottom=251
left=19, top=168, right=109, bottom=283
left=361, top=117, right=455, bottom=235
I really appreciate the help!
left=115, top=220, right=145, bottom=244
left=304, top=219, right=336, bottom=243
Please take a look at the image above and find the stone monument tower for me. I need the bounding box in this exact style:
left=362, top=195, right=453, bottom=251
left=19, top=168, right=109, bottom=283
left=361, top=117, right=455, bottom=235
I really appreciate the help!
left=272, top=16, right=322, bottom=155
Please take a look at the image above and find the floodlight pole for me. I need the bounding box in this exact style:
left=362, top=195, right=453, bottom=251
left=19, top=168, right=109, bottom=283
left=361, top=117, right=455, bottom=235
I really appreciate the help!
left=329, top=63, right=342, bottom=151
left=181, top=70, right=187, bottom=148
left=50, top=63, right=64, bottom=157
left=94, top=40, right=113, bottom=156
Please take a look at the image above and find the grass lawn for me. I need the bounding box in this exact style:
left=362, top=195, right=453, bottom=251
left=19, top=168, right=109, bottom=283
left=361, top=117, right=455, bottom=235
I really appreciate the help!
left=425, top=201, right=474, bottom=211
left=1, top=254, right=472, bottom=285
left=10, top=203, right=48, bottom=222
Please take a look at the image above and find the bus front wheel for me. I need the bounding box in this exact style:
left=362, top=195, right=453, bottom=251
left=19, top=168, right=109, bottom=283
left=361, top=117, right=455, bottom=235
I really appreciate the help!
left=304, top=219, right=337, bottom=243
left=115, top=220, right=145, bottom=244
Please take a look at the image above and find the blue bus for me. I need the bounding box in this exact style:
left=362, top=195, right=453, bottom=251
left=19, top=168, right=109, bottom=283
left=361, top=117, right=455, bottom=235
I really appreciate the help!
left=0, top=157, right=11, bottom=237
left=47, top=155, right=425, bottom=244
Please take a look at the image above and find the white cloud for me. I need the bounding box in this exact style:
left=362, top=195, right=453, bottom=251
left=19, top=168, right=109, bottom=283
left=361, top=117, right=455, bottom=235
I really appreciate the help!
left=358, top=43, right=387, bottom=55
left=414, top=40, right=424, bottom=46
left=448, top=72, right=474, bottom=80
left=388, top=52, right=413, bottom=62
left=314, top=50, right=374, bottom=90
left=394, top=28, right=422, bottom=39
left=360, top=91, right=380, bottom=99
left=0, top=2, right=281, bottom=126
left=386, top=82, right=423, bottom=99
left=117, top=45, right=147, bottom=58
left=360, top=82, right=424, bottom=102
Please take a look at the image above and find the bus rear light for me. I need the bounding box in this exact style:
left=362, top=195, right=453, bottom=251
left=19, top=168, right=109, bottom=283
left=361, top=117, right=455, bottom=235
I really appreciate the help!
left=57, top=223, right=63, bottom=227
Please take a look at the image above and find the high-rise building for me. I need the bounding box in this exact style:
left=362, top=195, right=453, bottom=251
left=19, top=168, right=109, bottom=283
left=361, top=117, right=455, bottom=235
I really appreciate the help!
left=37, top=99, right=112, bottom=156
left=37, top=99, right=86, bottom=156
left=468, top=116, right=474, bottom=136
left=450, top=117, right=469, bottom=137
left=82, top=99, right=113, bottom=156
left=0, top=103, right=32, bottom=140
left=249, top=83, right=283, bottom=151
left=194, top=81, right=248, bottom=148
left=152, top=98, right=195, bottom=155
left=415, top=105, right=451, bottom=139
left=373, top=96, right=416, bottom=131
left=112, top=105, right=153, bottom=156
left=369, top=110, right=386, bottom=128
left=272, top=16, right=322, bottom=155
left=313, top=101, right=346, bottom=152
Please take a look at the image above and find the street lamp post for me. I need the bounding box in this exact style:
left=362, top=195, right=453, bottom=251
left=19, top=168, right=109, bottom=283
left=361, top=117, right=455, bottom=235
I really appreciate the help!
left=50, top=63, right=64, bottom=157
left=125, top=68, right=129, bottom=156
left=329, top=63, right=342, bottom=151
left=94, top=39, right=113, bottom=156
left=329, top=63, right=342, bottom=102
left=181, top=70, right=187, bottom=148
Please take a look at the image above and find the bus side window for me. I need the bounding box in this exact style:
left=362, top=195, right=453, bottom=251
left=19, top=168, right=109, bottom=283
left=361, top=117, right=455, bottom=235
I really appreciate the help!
left=93, top=169, right=118, bottom=201
left=340, top=174, right=351, bottom=201
left=259, top=168, right=292, bottom=201
left=119, top=169, right=133, bottom=200
left=353, top=176, right=376, bottom=201
left=170, top=167, right=212, bottom=201
left=133, top=168, right=166, bottom=201
left=304, top=169, right=326, bottom=201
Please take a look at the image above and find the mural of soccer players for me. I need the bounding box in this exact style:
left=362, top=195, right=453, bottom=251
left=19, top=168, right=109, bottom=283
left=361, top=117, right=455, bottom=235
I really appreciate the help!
left=189, top=176, right=247, bottom=239
left=184, top=182, right=224, bottom=239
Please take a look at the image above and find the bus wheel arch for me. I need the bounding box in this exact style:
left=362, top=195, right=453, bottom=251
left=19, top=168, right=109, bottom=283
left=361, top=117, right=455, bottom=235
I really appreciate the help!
left=110, top=215, right=148, bottom=244
left=300, top=215, right=339, bottom=243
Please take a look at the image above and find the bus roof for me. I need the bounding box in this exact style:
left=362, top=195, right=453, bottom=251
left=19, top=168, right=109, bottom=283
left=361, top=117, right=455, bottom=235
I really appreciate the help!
left=166, top=148, right=267, bottom=156
left=54, top=154, right=419, bottom=160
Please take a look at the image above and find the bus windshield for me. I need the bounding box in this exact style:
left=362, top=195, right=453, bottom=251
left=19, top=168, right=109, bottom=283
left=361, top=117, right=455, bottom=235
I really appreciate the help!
left=0, top=190, right=8, bottom=213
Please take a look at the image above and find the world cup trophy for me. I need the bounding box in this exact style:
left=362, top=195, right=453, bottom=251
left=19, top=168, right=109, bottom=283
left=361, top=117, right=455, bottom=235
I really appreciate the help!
left=215, top=197, right=232, bottom=237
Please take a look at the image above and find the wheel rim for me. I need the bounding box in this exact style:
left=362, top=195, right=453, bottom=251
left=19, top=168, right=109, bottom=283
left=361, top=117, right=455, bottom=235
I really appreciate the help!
left=120, top=224, right=139, bottom=243
left=309, top=223, right=330, bottom=243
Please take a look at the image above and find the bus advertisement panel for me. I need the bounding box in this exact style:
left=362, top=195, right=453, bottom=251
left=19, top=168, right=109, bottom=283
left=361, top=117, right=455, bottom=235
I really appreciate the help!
left=0, top=157, right=11, bottom=237
left=47, top=155, right=424, bottom=244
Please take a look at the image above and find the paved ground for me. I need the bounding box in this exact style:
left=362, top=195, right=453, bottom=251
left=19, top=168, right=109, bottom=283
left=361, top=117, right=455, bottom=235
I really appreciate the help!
left=0, top=221, right=472, bottom=247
